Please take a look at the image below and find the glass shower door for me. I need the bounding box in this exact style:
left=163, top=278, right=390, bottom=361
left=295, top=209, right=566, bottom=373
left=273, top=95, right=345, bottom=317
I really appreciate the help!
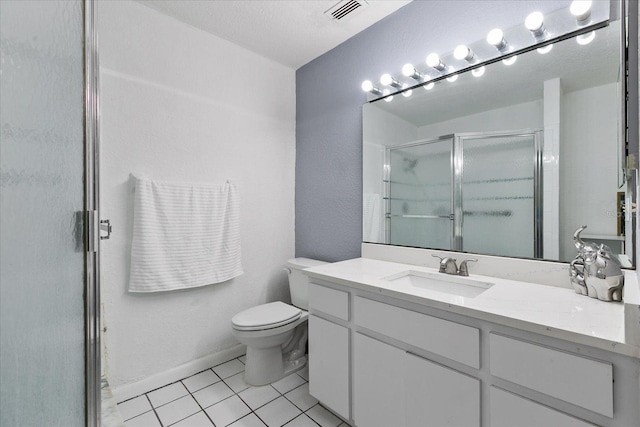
left=386, top=138, right=453, bottom=250
left=1, top=0, right=90, bottom=425
left=458, top=133, right=540, bottom=258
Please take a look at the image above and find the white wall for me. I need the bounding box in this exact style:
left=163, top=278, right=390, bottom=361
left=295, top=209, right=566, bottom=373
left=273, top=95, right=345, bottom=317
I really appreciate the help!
left=99, top=1, right=295, bottom=389
left=417, top=100, right=543, bottom=139
left=560, top=83, right=619, bottom=260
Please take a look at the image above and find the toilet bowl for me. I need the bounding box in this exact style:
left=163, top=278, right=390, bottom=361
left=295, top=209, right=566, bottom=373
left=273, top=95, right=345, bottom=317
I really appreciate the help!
left=231, top=258, right=327, bottom=386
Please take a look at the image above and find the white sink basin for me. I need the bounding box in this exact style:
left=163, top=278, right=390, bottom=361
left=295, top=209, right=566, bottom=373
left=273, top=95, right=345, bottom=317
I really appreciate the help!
left=383, top=270, right=494, bottom=298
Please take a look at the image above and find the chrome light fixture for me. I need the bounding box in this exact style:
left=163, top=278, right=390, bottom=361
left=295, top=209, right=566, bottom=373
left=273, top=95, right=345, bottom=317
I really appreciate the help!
left=570, top=0, right=592, bottom=24
left=525, top=12, right=553, bottom=54
left=402, top=63, right=423, bottom=81
left=380, top=73, right=402, bottom=89
left=487, top=28, right=509, bottom=52
left=453, top=45, right=477, bottom=63
left=361, top=80, right=383, bottom=95
left=426, top=53, right=447, bottom=72
left=487, top=28, right=518, bottom=65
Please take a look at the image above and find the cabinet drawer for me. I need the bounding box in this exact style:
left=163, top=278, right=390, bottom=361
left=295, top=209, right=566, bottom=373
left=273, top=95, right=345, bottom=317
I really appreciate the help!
left=354, top=296, right=479, bottom=368
left=489, top=333, right=613, bottom=417
left=490, top=387, right=595, bottom=427
left=308, top=283, right=349, bottom=321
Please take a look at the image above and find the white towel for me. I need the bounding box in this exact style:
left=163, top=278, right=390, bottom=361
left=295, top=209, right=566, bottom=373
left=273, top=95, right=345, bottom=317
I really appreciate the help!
left=363, top=193, right=382, bottom=242
left=129, top=176, right=243, bottom=292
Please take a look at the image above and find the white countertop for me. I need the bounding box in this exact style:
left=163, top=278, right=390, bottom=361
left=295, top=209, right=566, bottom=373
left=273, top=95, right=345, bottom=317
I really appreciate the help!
left=304, top=257, right=640, bottom=358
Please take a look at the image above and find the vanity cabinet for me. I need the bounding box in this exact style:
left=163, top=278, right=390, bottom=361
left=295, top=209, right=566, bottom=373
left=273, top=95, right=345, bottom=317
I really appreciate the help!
left=353, top=333, right=405, bottom=427
left=307, top=275, right=639, bottom=427
left=490, top=387, right=595, bottom=427
left=353, top=307, right=480, bottom=427
left=307, top=283, right=350, bottom=420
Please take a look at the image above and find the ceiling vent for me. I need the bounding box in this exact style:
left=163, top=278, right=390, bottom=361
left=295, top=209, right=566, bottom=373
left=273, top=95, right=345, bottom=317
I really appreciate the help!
left=325, top=0, right=369, bottom=21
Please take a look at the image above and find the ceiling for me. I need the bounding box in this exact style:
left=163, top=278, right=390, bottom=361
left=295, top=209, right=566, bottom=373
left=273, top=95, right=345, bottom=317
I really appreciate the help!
left=136, top=0, right=412, bottom=69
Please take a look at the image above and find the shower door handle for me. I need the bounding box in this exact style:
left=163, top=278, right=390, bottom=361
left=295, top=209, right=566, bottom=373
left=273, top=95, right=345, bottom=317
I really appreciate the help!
left=100, top=219, right=112, bottom=240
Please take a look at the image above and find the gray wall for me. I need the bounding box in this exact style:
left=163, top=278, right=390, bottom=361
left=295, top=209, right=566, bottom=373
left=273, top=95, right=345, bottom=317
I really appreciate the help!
left=296, top=0, right=636, bottom=262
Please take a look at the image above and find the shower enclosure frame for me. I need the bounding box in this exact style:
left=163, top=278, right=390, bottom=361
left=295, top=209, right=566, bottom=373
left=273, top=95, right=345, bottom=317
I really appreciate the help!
left=84, top=0, right=102, bottom=425
left=384, top=129, right=543, bottom=258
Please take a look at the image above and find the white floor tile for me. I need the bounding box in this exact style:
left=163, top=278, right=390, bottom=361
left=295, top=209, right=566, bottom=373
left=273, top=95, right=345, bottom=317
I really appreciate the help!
left=182, top=369, right=220, bottom=393
left=213, top=359, right=245, bottom=379
left=171, top=411, right=215, bottom=427
left=228, top=413, right=266, bottom=427
left=306, top=404, right=342, bottom=427
left=255, top=396, right=302, bottom=427
left=118, top=395, right=152, bottom=421
left=205, top=395, right=251, bottom=427
left=238, top=385, right=280, bottom=410
left=284, top=384, right=318, bottom=412
left=285, top=414, right=319, bottom=427
left=238, top=355, right=246, bottom=364
left=224, top=372, right=250, bottom=393
left=296, top=366, right=309, bottom=381
left=125, top=411, right=161, bottom=427
left=147, top=382, right=189, bottom=408
left=155, top=395, right=201, bottom=426
left=272, top=374, right=306, bottom=395
left=193, top=381, right=235, bottom=408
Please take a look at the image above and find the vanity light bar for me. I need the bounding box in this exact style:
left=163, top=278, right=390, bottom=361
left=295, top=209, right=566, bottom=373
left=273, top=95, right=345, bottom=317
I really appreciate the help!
left=360, top=0, right=605, bottom=101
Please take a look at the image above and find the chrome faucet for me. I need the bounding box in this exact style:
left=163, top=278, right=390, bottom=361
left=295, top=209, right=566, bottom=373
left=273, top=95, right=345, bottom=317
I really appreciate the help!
left=432, top=255, right=478, bottom=276
left=457, top=259, right=478, bottom=277
left=432, top=255, right=458, bottom=274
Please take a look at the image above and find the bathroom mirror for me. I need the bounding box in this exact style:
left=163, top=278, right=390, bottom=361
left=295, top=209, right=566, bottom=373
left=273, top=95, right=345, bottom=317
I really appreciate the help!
left=362, top=17, right=635, bottom=266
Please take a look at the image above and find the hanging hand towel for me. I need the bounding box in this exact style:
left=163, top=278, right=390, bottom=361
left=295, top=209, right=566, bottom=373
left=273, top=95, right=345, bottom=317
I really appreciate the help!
left=129, top=176, right=242, bottom=292
left=363, top=193, right=381, bottom=242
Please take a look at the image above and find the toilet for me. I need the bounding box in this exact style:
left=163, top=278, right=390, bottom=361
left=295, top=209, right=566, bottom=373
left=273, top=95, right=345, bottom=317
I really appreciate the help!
left=231, top=258, right=327, bottom=386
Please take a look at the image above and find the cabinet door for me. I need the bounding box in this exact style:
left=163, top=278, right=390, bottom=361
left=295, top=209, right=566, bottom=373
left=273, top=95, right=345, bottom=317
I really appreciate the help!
left=308, top=315, right=350, bottom=420
left=490, top=387, right=595, bottom=427
left=405, top=353, right=480, bottom=427
left=354, top=333, right=405, bottom=427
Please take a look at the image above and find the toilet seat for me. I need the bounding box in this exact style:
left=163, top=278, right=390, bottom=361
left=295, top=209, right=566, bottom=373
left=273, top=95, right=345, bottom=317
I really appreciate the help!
left=232, top=301, right=301, bottom=331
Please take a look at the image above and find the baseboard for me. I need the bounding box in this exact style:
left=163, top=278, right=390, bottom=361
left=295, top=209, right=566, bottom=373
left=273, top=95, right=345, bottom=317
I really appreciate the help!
left=111, top=344, right=246, bottom=403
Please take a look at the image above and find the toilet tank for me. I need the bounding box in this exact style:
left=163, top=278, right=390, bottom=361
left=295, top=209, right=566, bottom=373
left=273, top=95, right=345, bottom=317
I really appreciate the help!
left=286, top=258, right=328, bottom=310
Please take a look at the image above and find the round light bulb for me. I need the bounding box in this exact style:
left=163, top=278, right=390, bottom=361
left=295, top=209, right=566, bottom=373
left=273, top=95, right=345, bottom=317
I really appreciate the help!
left=383, top=89, right=394, bottom=102
left=537, top=44, right=553, bottom=54
left=401, top=84, right=412, bottom=98
left=502, top=55, right=518, bottom=66
left=525, top=12, right=544, bottom=32
left=446, top=67, right=458, bottom=82
left=453, top=45, right=470, bottom=61
left=380, top=73, right=393, bottom=86
left=402, top=63, right=416, bottom=77
left=361, top=80, right=373, bottom=92
left=577, top=31, right=596, bottom=45
left=487, top=28, right=504, bottom=47
left=423, top=82, right=435, bottom=90
left=426, top=53, right=441, bottom=68
left=471, top=66, right=485, bottom=77
left=570, top=0, right=592, bottom=21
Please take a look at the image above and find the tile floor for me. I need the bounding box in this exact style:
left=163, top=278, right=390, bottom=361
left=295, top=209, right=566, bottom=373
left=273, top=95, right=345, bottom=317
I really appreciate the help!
left=117, top=355, right=349, bottom=427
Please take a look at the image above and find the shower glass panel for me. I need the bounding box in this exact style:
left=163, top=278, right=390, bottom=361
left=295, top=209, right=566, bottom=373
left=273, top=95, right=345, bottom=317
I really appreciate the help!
left=1, top=0, right=86, bottom=425
left=460, top=134, right=538, bottom=258
left=387, top=138, right=453, bottom=250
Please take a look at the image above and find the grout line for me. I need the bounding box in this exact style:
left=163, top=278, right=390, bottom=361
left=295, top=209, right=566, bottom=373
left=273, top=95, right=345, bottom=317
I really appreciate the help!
left=181, top=383, right=217, bottom=427
left=145, top=394, right=164, bottom=427
left=118, top=354, right=344, bottom=427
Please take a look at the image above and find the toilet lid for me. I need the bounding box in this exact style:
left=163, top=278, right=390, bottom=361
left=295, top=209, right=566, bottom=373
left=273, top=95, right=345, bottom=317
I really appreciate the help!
left=232, top=302, right=302, bottom=331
